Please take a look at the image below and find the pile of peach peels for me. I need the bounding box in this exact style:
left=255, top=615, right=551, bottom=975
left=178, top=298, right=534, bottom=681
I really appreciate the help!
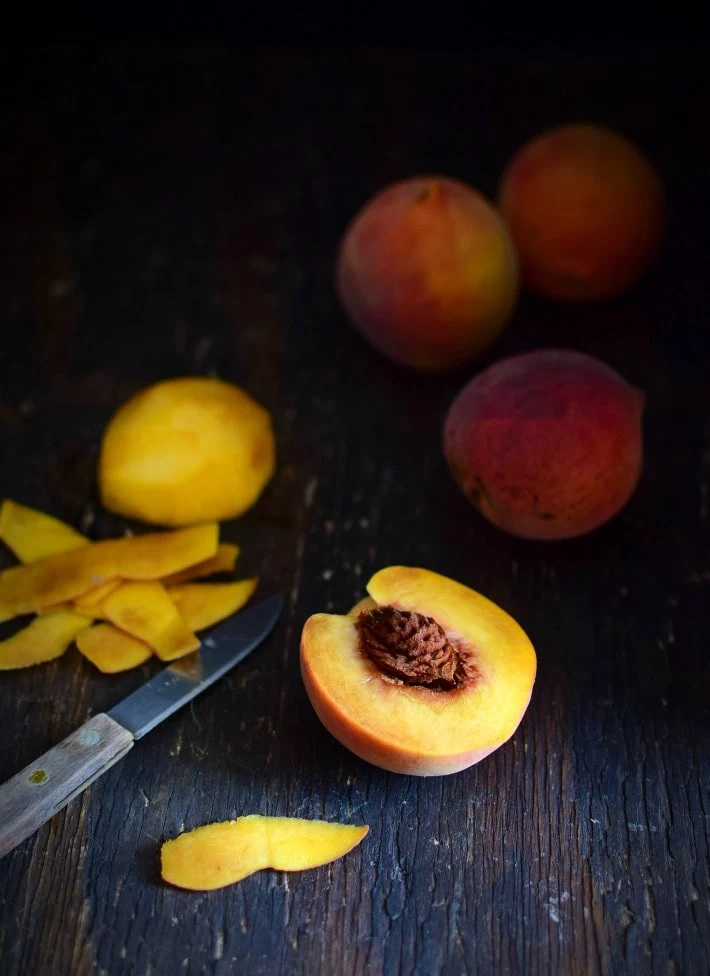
left=0, top=500, right=370, bottom=888
left=0, top=499, right=257, bottom=673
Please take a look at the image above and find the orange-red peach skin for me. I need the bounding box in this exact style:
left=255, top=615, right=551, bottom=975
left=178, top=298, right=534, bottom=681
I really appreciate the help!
left=337, top=176, right=519, bottom=370
left=444, top=349, right=645, bottom=540
left=499, top=123, right=664, bottom=300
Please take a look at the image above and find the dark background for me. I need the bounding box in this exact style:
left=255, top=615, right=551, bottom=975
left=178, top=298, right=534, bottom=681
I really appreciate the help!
left=0, top=19, right=708, bottom=976
left=5, top=3, right=709, bottom=52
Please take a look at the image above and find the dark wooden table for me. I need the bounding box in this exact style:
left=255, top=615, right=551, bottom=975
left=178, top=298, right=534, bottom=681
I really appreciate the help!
left=0, top=47, right=708, bottom=976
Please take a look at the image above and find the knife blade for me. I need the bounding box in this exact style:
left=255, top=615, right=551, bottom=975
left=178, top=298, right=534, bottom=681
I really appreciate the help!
left=0, top=593, right=283, bottom=859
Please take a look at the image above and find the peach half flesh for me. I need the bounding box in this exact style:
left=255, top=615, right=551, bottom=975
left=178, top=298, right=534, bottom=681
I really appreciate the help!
left=300, top=567, right=536, bottom=776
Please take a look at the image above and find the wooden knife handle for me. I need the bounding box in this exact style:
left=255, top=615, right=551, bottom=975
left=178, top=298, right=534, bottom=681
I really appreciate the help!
left=0, top=713, right=134, bottom=859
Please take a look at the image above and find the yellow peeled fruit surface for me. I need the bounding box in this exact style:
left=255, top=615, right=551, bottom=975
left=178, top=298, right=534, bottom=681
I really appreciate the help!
left=99, top=378, right=276, bottom=527
left=161, top=816, right=369, bottom=891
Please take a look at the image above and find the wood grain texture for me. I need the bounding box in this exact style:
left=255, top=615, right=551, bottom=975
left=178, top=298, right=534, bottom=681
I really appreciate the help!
left=0, top=47, right=709, bottom=976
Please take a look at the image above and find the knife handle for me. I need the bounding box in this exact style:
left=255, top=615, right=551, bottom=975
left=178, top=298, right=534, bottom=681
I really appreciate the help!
left=0, top=713, right=134, bottom=859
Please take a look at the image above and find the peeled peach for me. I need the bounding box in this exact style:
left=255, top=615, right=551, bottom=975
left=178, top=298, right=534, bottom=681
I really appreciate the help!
left=499, top=123, right=664, bottom=300
left=99, top=377, right=275, bottom=526
left=301, top=566, right=536, bottom=776
left=336, top=176, right=519, bottom=370
left=444, top=349, right=645, bottom=540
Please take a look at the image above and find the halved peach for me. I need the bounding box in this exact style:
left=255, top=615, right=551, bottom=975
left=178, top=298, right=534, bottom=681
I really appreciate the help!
left=301, top=567, right=536, bottom=776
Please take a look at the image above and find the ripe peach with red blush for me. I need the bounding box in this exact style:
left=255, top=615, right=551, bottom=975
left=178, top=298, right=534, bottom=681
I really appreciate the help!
left=444, top=349, right=645, bottom=540
left=337, top=176, right=519, bottom=370
left=499, top=124, right=664, bottom=301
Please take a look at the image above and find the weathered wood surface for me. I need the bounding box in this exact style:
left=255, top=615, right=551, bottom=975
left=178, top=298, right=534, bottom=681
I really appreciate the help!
left=0, top=713, right=134, bottom=859
left=0, top=48, right=708, bottom=976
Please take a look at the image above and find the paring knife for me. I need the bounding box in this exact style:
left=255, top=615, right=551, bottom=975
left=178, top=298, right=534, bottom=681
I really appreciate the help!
left=0, top=593, right=283, bottom=859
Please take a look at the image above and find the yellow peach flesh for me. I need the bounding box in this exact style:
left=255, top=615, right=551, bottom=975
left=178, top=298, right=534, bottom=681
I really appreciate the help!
left=347, top=596, right=377, bottom=616
left=301, top=567, right=536, bottom=776
left=99, top=378, right=275, bottom=527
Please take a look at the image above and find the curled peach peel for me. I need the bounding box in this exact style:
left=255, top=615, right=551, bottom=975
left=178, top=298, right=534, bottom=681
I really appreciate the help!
left=0, top=500, right=236, bottom=593
left=161, top=816, right=369, bottom=891
left=74, top=580, right=122, bottom=611
left=161, top=544, right=240, bottom=585
left=76, top=623, right=153, bottom=673
left=0, top=499, right=88, bottom=562
left=167, top=579, right=258, bottom=632
left=0, top=610, right=90, bottom=670
left=74, top=581, right=258, bottom=672
left=0, top=523, right=218, bottom=623
left=72, top=548, right=243, bottom=622
left=99, top=378, right=276, bottom=527
left=301, top=566, right=536, bottom=776
left=100, top=581, right=200, bottom=661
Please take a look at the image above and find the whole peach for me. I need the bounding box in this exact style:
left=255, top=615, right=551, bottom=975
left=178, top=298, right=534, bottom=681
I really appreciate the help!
left=336, top=176, right=519, bottom=370
left=499, top=124, right=664, bottom=301
left=443, top=349, right=645, bottom=540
